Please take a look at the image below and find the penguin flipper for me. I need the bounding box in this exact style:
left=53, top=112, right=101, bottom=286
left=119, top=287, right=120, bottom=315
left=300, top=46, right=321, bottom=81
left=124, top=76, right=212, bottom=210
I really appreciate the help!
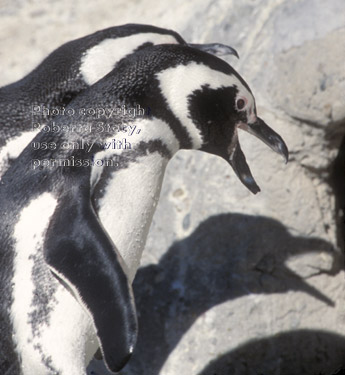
left=44, top=188, right=137, bottom=373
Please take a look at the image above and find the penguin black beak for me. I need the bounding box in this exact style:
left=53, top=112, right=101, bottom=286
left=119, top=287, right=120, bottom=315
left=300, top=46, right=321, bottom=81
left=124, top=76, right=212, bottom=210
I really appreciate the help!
left=228, top=140, right=261, bottom=194
left=188, top=43, right=239, bottom=59
left=240, top=117, right=289, bottom=164
left=226, top=117, right=288, bottom=195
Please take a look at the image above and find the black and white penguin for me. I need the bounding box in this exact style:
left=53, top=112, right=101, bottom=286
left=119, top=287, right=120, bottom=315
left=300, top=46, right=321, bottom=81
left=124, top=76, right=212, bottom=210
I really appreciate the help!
left=0, top=44, right=288, bottom=375
left=0, top=23, right=238, bottom=178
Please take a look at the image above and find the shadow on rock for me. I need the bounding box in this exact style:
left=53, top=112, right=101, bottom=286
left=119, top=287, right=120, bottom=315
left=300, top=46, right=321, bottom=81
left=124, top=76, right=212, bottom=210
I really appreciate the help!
left=88, top=213, right=342, bottom=375
left=197, top=329, right=345, bottom=375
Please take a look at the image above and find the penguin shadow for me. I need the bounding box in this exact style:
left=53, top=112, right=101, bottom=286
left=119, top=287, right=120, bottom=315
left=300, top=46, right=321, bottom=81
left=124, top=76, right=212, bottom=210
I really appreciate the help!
left=196, top=329, right=345, bottom=375
left=88, top=213, right=342, bottom=375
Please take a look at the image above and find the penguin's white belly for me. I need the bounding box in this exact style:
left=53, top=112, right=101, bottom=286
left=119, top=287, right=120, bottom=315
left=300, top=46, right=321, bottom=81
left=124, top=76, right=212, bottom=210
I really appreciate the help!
left=11, top=193, right=97, bottom=375
left=9, top=151, right=169, bottom=374
left=97, top=153, right=168, bottom=283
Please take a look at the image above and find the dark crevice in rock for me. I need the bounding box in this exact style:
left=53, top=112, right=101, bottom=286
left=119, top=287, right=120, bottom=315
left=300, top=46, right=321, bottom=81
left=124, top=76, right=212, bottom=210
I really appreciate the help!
left=291, top=116, right=326, bottom=130
left=329, top=133, right=345, bottom=254
left=325, top=122, right=345, bottom=150
left=301, top=164, right=331, bottom=179
left=298, top=118, right=345, bottom=256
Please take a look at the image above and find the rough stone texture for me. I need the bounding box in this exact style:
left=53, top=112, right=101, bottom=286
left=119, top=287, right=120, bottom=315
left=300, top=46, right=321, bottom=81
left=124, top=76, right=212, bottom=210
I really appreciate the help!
left=1, top=0, right=345, bottom=374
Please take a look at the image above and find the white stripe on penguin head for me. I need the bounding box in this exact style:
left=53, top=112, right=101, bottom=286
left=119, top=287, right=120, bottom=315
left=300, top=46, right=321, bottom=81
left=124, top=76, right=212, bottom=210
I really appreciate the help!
left=156, top=61, right=254, bottom=149
left=80, top=33, right=180, bottom=85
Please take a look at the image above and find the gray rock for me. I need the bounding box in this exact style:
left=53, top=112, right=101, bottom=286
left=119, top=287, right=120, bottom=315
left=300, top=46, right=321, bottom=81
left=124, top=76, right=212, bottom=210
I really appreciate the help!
left=1, top=0, right=345, bottom=374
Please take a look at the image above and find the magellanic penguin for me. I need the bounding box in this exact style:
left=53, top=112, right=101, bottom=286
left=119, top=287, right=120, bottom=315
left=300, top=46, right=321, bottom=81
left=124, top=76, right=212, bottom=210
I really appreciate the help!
left=0, top=23, right=238, bottom=178
left=0, top=44, right=288, bottom=375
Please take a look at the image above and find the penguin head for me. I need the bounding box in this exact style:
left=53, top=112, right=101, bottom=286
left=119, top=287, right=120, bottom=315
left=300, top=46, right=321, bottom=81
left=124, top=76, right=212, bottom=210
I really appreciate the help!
left=185, top=70, right=289, bottom=194
left=149, top=45, right=288, bottom=193
left=78, top=24, right=239, bottom=86
left=30, top=24, right=185, bottom=99
left=26, top=24, right=238, bottom=110
left=77, top=43, right=287, bottom=194
left=45, top=23, right=239, bottom=87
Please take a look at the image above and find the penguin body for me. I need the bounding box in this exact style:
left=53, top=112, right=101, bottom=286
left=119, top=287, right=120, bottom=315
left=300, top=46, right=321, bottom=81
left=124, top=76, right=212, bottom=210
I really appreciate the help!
left=0, top=24, right=238, bottom=178
left=0, top=44, right=287, bottom=374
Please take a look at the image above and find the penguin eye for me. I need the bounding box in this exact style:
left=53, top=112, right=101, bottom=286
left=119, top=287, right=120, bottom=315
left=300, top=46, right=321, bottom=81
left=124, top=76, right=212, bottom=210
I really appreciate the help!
left=236, top=98, right=246, bottom=110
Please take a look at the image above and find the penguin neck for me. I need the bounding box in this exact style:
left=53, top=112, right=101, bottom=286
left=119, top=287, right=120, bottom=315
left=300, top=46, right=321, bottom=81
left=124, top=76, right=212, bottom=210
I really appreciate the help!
left=94, top=152, right=168, bottom=283
left=92, top=117, right=180, bottom=283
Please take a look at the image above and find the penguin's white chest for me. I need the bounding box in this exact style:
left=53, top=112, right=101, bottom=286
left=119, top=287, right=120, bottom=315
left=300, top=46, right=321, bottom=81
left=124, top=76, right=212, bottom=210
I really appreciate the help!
left=96, top=153, right=168, bottom=283
left=11, top=193, right=97, bottom=375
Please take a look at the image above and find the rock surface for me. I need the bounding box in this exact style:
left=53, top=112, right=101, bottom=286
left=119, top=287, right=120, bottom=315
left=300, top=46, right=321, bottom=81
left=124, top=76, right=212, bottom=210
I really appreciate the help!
left=1, top=0, right=345, bottom=374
